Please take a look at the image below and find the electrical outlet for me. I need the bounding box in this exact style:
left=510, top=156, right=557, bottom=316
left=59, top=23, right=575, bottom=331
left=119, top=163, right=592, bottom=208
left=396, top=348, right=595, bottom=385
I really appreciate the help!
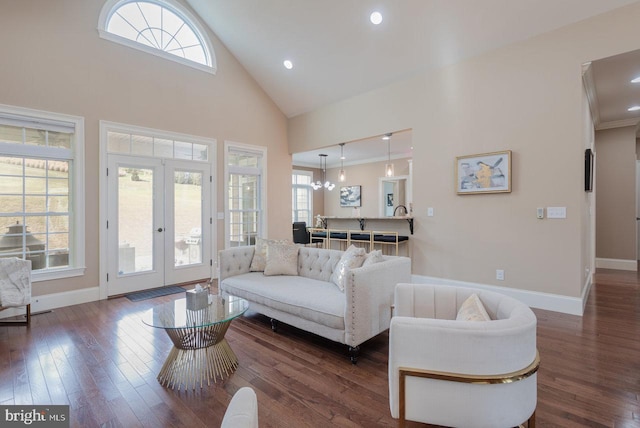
left=496, top=269, right=504, bottom=280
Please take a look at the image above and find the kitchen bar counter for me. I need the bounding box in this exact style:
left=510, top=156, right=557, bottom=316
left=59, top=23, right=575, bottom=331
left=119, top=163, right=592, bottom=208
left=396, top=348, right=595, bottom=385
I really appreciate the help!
left=318, top=216, right=414, bottom=234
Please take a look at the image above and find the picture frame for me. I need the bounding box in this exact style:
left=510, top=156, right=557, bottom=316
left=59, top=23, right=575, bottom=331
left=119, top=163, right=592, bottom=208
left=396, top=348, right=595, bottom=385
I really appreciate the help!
left=340, top=185, right=361, bottom=207
left=585, top=148, right=594, bottom=192
left=456, top=150, right=512, bottom=195
left=387, top=193, right=394, bottom=207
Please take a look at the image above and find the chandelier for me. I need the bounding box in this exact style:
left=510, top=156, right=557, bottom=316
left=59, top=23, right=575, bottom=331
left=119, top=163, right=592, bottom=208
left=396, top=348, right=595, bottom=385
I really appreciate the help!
left=311, top=154, right=335, bottom=191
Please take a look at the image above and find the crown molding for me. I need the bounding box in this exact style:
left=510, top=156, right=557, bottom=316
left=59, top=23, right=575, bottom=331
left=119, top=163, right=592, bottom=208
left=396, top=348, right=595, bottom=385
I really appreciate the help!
left=595, top=118, right=640, bottom=131
left=582, top=62, right=601, bottom=128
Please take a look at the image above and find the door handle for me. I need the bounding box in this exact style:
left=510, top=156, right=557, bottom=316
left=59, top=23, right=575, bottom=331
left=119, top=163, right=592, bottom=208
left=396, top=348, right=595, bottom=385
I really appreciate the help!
left=157, top=228, right=164, bottom=232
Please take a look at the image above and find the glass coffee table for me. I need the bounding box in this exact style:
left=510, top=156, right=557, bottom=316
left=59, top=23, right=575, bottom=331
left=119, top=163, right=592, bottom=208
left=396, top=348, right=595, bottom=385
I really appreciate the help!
left=142, top=294, right=248, bottom=390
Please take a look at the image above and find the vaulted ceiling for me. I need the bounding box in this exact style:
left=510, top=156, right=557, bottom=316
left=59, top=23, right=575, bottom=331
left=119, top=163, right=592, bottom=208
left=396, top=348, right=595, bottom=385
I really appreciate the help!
left=185, top=0, right=640, bottom=163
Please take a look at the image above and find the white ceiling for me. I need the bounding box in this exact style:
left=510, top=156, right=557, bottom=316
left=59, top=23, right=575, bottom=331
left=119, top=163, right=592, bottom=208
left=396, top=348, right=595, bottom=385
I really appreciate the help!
left=185, top=0, right=640, bottom=164
left=291, top=129, right=413, bottom=169
left=588, top=49, right=640, bottom=129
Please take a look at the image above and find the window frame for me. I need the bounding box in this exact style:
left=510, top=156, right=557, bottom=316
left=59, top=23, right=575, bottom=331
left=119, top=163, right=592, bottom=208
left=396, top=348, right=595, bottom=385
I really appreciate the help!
left=98, top=0, right=217, bottom=74
left=0, top=104, right=85, bottom=282
left=292, top=169, right=313, bottom=226
left=224, top=141, right=267, bottom=248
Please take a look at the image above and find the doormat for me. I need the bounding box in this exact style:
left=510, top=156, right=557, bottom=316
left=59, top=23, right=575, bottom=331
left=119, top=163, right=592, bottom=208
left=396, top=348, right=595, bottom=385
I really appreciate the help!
left=125, top=286, right=185, bottom=302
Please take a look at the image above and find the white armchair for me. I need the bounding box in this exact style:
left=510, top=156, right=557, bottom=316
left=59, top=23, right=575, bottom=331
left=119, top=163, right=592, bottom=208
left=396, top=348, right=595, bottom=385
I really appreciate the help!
left=388, top=283, right=539, bottom=428
left=0, top=257, right=32, bottom=326
left=221, top=387, right=258, bottom=428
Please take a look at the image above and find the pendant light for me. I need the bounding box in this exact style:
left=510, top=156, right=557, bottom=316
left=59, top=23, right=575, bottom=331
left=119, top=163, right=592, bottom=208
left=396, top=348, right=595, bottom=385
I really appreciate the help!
left=311, top=154, right=335, bottom=191
left=384, top=133, right=394, bottom=177
left=338, top=143, right=346, bottom=182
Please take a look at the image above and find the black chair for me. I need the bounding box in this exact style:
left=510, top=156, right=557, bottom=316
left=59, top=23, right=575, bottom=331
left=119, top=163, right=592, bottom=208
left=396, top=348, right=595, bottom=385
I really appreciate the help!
left=292, top=222, right=310, bottom=244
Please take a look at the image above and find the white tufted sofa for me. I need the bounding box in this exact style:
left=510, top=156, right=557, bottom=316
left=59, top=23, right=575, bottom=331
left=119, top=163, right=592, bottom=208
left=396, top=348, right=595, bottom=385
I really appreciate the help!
left=219, top=246, right=411, bottom=363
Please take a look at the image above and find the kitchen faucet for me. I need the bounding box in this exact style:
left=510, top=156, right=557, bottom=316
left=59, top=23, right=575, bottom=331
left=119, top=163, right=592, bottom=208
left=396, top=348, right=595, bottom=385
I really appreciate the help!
left=393, top=205, right=408, bottom=216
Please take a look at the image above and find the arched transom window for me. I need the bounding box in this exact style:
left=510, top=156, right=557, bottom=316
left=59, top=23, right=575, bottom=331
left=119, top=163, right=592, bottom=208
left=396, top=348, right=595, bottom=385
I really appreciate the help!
left=99, top=0, right=216, bottom=74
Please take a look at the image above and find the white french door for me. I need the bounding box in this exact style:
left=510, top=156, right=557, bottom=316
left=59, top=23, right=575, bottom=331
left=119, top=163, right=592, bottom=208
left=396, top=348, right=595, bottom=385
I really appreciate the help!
left=106, top=155, right=211, bottom=296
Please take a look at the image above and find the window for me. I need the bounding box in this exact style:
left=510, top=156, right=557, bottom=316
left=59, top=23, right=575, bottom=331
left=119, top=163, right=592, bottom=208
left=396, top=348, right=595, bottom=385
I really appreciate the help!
left=105, top=127, right=209, bottom=161
left=98, top=0, right=217, bottom=74
left=0, top=104, right=85, bottom=280
left=292, top=170, right=313, bottom=226
left=225, top=143, right=266, bottom=247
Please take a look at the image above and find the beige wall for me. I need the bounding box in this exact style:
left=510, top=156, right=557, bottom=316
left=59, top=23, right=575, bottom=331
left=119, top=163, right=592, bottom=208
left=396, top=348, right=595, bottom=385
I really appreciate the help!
left=0, top=0, right=290, bottom=297
left=595, top=127, right=637, bottom=260
left=289, top=3, right=640, bottom=299
left=322, top=159, right=411, bottom=217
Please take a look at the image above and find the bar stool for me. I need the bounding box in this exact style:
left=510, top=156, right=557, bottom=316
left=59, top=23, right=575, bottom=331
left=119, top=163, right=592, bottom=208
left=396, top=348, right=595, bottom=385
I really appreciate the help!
left=373, top=231, right=409, bottom=256
left=308, top=227, right=328, bottom=248
left=348, top=230, right=373, bottom=252
left=328, top=228, right=349, bottom=250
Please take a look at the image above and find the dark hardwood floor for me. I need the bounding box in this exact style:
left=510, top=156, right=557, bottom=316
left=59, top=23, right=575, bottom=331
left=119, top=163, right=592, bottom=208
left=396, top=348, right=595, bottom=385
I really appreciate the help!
left=1, top=269, right=639, bottom=427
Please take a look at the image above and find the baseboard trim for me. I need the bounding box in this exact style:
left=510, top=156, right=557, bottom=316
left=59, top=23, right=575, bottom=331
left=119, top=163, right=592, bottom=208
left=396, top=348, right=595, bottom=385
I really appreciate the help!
left=410, top=275, right=584, bottom=316
left=582, top=273, right=593, bottom=313
left=595, top=258, right=637, bottom=271
left=0, top=286, right=100, bottom=320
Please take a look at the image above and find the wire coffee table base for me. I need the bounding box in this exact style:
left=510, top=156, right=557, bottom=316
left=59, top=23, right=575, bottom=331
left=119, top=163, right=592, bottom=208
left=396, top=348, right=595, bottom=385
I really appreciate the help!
left=158, top=319, right=238, bottom=390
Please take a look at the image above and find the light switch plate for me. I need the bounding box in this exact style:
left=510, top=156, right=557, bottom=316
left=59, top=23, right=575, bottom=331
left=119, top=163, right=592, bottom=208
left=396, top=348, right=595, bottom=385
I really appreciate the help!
left=547, top=207, right=567, bottom=219
left=427, top=207, right=434, bottom=217
left=536, top=207, right=544, bottom=219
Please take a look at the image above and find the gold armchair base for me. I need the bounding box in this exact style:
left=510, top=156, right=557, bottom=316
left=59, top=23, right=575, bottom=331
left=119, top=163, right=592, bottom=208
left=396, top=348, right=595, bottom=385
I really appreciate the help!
left=398, top=351, right=540, bottom=428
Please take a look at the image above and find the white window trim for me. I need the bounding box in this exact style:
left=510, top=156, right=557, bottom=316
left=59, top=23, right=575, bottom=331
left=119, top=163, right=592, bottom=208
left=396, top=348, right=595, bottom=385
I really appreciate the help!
left=224, top=141, right=267, bottom=248
left=292, top=169, right=313, bottom=224
left=97, top=0, right=217, bottom=75
left=0, top=103, right=86, bottom=281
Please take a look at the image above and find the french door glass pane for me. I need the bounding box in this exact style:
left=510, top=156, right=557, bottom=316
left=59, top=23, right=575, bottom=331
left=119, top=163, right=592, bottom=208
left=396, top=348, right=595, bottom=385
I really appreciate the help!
left=174, top=170, right=202, bottom=266
left=118, top=167, right=153, bottom=274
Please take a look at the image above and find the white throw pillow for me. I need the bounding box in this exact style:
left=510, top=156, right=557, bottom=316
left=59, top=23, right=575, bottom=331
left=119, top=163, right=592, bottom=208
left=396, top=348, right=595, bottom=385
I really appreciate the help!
left=456, top=293, right=491, bottom=321
left=362, top=249, right=384, bottom=267
left=250, top=238, right=289, bottom=272
left=263, top=243, right=299, bottom=276
left=331, top=245, right=366, bottom=291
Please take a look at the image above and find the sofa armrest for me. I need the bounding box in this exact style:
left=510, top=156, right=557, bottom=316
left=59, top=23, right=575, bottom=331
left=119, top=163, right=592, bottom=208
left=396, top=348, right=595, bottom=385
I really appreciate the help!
left=218, top=247, right=255, bottom=282
left=344, top=256, right=411, bottom=347
left=388, top=315, right=537, bottom=419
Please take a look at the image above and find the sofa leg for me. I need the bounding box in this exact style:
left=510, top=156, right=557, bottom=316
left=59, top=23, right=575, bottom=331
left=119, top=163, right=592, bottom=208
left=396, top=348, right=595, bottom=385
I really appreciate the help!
left=348, top=346, right=360, bottom=364
left=270, top=318, right=278, bottom=332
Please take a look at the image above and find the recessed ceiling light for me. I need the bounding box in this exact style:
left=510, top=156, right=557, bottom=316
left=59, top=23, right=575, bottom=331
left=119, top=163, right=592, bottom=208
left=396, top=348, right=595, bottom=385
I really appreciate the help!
left=283, top=60, right=293, bottom=70
left=370, top=11, right=383, bottom=25
left=628, top=106, right=640, bottom=111
left=632, top=76, right=640, bottom=83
